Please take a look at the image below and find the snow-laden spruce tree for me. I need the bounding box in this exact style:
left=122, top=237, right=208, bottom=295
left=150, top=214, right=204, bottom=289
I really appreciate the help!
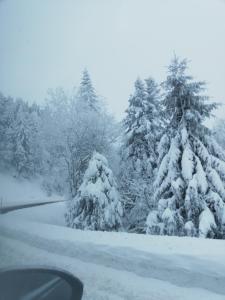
left=0, top=93, right=15, bottom=170
left=146, top=57, right=225, bottom=238
left=77, top=69, right=99, bottom=111
left=120, top=77, right=162, bottom=232
left=65, top=152, right=123, bottom=231
left=10, top=101, right=42, bottom=178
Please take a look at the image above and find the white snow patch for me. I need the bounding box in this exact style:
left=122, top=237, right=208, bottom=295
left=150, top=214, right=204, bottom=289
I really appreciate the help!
left=5, top=202, right=66, bottom=226
left=199, top=207, right=217, bottom=238
left=1, top=213, right=225, bottom=300
left=1, top=200, right=225, bottom=300
left=0, top=173, right=63, bottom=208
left=181, top=144, right=194, bottom=181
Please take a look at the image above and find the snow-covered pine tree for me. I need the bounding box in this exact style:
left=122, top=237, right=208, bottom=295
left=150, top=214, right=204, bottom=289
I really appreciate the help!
left=10, top=101, right=42, bottom=178
left=10, top=101, right=34, bottom=177
left=145, top=77, right=164, bottom=147
left=0, top=93, right=15, bottom=170
left=65, top=152, right=123, bottom=231
left=77, top=69, right=99, bottom=111
left=147, top=57, right=225, bottom=238
left=120, top=77, right=162, bottom=232
left=0, top=94, right=44, bottom=178
left=64, top=70, right=102, bottom=196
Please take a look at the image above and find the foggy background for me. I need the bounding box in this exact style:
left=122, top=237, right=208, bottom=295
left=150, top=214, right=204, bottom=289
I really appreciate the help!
left=0, top=0, right=225, bottom=122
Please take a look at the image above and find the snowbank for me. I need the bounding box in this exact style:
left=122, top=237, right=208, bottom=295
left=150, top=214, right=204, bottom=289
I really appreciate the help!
left=0, top=173, right=63, bottom=208
left=1, top=210, right=225, bottom=264
left=0, top=213, right=225, bottom=300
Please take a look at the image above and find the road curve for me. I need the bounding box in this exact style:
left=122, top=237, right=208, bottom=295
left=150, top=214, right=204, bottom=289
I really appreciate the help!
left=0, top=200, right=66, bottom=214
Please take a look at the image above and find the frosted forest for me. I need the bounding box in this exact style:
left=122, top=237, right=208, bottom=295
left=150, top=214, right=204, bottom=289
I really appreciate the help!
left=1, top=57, right=225, bottom=239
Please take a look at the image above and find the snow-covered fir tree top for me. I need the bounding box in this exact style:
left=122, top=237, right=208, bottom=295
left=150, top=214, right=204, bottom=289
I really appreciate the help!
left=162, top=57, right=217, bottom=134
left=77, top=69, right=99, bottom=111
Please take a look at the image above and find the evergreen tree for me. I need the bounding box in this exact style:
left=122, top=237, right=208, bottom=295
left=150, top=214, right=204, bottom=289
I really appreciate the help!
left=77, top=69, right=99, bottom=111
left=0, top=93, right=15, bottom=170
left=147, top=57, right=225, bottom=238
left=3, top=99, right=43, bottom=178
left=11, top=102, right=32, bottom=177
left=41, top=79, right=113, bottom=198
left=123, top=78, right=161, bottom=174
left=0, top=94, right=43, bottom=178
left=65, top=152, right=123, bottom=231
left=145, top=77, right=163, bottom=146
left=120, top=77, right=162, bottom=232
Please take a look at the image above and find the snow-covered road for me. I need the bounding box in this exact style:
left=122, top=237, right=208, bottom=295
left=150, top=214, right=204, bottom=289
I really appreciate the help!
left=0, top=204, right=225, bottom=300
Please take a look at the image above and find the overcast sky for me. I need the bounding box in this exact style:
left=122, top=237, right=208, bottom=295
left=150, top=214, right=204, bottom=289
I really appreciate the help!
left=0, top=0, right=225, bottom=122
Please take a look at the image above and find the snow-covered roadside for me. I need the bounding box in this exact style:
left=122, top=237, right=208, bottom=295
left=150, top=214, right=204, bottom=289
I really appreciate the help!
left=3, top=202, right=66, bottom=226
left=1, top=210, right=225, bottom=300
left=0, top=173, right=63, bottom=208
left=1, top=235, right=224, bottom=300
left=3, top=203, right=225, bottom=262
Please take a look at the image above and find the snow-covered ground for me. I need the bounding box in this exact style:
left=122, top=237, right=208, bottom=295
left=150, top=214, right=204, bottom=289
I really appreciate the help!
left=1, top=203, right=225, bottom=300
left=0, top=173, right=63, bottom=208
left=3, top=202, right=66, bottom=226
